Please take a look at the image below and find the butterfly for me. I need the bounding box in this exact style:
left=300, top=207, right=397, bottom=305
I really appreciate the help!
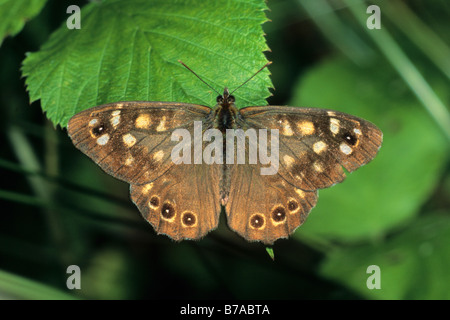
left=67, top=63, right=382, bottom=245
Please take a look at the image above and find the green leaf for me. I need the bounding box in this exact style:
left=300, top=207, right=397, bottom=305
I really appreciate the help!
left=320, top=213, right=450, bottom=299
left=291, top=57, right=448, bottom=241
left=0, top=0, right=47, bottom=46
left=22, top=0, right=272, bottom=128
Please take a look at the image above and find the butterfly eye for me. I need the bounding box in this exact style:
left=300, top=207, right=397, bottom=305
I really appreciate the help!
left=216, top=95, right=224, bottom=103
left=228, top=95, right=235, bottom=103
left=341, top=131, right=358, bottom=146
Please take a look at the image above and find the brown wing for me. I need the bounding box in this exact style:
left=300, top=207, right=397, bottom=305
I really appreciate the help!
left=239, top=106, right=383, bottom=191
left=68, top=101, right=221, bottom=240
left=130, top=161, right=221, bottom=241
left=223, top=106, right=382, bottom=244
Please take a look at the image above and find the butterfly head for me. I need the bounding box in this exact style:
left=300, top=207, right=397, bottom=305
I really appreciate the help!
left=217, top=87, right=235, bottom=106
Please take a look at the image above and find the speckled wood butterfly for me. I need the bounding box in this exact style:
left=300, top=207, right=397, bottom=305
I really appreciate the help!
left=67, top=63, right=382, bottom=244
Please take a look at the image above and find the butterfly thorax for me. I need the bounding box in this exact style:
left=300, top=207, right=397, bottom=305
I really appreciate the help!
left=213, top=88, right=239, bottom=133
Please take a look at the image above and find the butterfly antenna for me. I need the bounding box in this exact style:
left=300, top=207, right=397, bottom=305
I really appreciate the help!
left=229, top=61, right=272, bottom=95
left=178, top=60, right=221, bottom=95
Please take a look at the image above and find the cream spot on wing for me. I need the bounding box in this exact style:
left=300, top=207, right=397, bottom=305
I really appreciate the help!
left=327, top=111, right=336, bottom=116
left=96, top=134, right=110, bottom=145
left=340, top=143, right=353, bottom=155
left=123, top=133, right=137, bottom=147
left=142, top=171, right=151, bottom=180
left=354, top=128, right=362, bottom=135
left=297, top=121, right=315, bottom=135
left=135, top=114, right=152, bottom=129
left=330, top=118, right=340, bottom=135
left=125, top=156, right=134, bottom=166
left=116, top=103, right=124, bottom=109
left=313, top=141, right=327, bottom=154
left=181, top=211, right=197, bottom=228
left=110, top=114, right=121, bottom=128
left=295, top=188, right=305, bottom=197
left=283, top=154, right=295, bottom=168
left=148, top=195, right=160, bottom=209
left=111, top=110, right=121, bottom=116
left=156, top=116, right=167, bottom=132
left=89, top=119, right=98, bottom=126
left=281, top=120, right=294, bottom=136
left=142, top=183, right=153, bottom=195
left=295, top=170, right=305, bottom=180
left=249, top=213, right=265, bottom=230
left=153, top=150, right=164, bottom=162
left=313, top=161, right=324, bottom=173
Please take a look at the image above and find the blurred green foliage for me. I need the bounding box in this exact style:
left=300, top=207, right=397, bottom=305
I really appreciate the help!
left=0, top=0, right=448, bottom=300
